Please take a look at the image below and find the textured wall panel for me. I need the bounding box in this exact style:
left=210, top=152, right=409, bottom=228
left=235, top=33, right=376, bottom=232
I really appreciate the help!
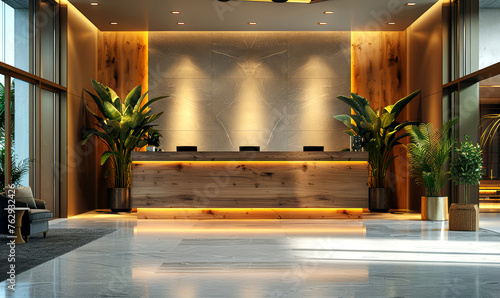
left=212, top=32, right=288, bottom=79
left=351, top=31, right=409, bottom=210
left=149, top=32, right=351, bottom=151
left=97, top=32, right=148, bottom=97
left=288, top=32, right=351, bottom=79
left=351, top=31, right=407, bottom=112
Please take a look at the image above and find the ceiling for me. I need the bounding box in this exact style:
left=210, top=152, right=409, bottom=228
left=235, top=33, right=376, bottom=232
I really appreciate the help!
left=68, top=0, right=438, bottom=31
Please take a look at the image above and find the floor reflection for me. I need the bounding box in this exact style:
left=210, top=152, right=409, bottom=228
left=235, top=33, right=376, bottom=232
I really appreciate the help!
left=1, top=212, right=499, bottom=297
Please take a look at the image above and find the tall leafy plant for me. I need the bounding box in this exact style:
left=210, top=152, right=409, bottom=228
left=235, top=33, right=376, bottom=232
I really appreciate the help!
left=405, top=118, right=457, bottom=197
left=450, top=135, right=483, bottom=204
left=334, top=90, right=421, bottom=188
left=82, top=79, right=167, bottom=188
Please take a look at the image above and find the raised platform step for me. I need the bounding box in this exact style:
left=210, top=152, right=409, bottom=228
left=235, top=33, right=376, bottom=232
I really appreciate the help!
left=137, top=208, right=363, bottom=219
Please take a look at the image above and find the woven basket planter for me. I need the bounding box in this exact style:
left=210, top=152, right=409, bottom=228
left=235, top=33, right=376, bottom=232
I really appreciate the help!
left=448, top=203, right=479, bottom=231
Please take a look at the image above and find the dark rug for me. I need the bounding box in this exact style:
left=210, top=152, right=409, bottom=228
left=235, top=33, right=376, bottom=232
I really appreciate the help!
left=0, top=228, right=116, bottom=281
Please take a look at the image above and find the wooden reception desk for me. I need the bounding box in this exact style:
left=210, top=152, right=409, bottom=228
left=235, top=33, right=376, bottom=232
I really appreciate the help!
left=131, top=151, right=368, bottom=219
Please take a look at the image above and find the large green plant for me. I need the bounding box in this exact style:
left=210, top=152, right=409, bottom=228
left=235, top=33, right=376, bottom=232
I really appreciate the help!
left=334, top=90, right=421, bottom=188
left=405, top=118, right=457, bottom=197
left=82, top=79, right=167, bottom=188
left=450, top=135, right=483, bottom=204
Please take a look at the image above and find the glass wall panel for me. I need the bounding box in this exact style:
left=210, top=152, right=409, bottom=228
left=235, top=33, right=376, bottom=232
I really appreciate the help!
left=40, top=0, right=55, bottom=81
left=0, top=0, right=31, bottom=73
left=479, top=74, right=500, bottom=211
left=40, top=88, right=54, bottom=211
left=479, top=3, right=500, bottom=70
left=11, top=78, right=32, bottom=188
left=0, top=0, right=62, bottom=215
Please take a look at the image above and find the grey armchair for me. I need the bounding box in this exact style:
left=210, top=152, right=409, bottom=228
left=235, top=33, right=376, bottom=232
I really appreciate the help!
left=0, top=187, right=53, bottom=242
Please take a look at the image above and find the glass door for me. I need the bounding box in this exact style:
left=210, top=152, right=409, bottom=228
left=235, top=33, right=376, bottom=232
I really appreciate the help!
left=479, top=74, right=500, bottom=212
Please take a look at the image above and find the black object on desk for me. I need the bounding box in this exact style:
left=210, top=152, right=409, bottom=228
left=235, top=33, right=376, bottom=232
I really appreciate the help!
left=239, top=146, right=260, bottom=152
left=177, top=146, right=198, bottom=152
left=303, top=146, right=324, bottom=152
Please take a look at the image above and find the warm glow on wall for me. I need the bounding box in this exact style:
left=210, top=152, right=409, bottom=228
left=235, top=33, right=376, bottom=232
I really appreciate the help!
left=167, top=55, right=209, bottom=133
left=171, top=78, right=199, bottom=130
left=233, top=79, right=265, bottom=131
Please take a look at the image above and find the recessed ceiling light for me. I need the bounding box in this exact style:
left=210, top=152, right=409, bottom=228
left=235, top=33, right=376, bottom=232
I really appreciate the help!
left=406, top=2, right=416, bottom=6
left=171, top=11, right=180, bottom=14
left=90, top=2, right=99, bottom=6
left=177, top=22, right=185, bottom=25
left=324, top=11, right=333, bottom=14
left=248, top=22, right=257, bottom=25
left=318, top=22, right=327, bottom=25
left=388, top=22, right=396, bottom=25
left=110, top=22, right=118, bottom=25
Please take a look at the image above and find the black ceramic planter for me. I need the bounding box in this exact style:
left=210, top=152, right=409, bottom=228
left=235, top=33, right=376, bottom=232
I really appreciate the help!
left=108, top=188, right=131, bottom=212
left=369, top=188, right=392, bottom=212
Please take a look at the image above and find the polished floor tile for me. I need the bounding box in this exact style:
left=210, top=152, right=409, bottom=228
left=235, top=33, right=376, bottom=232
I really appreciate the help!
left=1, top=212, right=500, bottom=297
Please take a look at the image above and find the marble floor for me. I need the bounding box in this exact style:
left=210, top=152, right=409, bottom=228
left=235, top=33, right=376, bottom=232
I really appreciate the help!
left=2, top=211, right=500, bottom=298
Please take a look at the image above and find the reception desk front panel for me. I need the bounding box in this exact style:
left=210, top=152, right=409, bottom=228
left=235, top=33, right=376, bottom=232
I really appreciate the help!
left=131, top=151, right=369, bottom=212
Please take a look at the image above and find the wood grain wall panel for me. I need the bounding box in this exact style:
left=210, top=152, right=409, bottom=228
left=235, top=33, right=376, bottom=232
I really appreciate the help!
left=97, top=32, right=148, bottom=97
left=351, top=31, right=409, bottom=210
left=352, top=31, right=407, bottom=112
left=95, top=32, right=148, bottom=202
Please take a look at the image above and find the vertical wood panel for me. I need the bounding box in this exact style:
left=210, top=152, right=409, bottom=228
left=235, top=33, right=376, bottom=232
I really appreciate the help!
left=351, top=31, right=409, bottom=210
left=352, top=31, right=407, bottom=111
left=95, top=32, right=148, bottom=203
left=97, top=31, right=148, bottom=97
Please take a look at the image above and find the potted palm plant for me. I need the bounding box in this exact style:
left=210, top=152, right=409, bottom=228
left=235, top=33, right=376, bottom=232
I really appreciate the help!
left=406, top=118, right=457, bottom=220
left=82, top=79, right=167, bottom=212
left=334, top=90, right=420, bottom=212
left=449, top=135, right=483, bottom=231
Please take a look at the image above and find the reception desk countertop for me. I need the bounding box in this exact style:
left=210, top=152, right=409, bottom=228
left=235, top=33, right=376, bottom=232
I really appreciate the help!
left=131, top=151, right=367, bottom=162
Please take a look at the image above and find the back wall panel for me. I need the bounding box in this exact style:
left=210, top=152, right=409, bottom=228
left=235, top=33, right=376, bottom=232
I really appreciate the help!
left=148, top=32, right=351, bottom=151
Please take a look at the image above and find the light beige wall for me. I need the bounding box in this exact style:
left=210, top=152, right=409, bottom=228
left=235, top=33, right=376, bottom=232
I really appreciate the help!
left=147, top=32, right=352, bottom=152
left=65, top=2, right=99, bottom=217
left=406, top=1, right=444, bottom=211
